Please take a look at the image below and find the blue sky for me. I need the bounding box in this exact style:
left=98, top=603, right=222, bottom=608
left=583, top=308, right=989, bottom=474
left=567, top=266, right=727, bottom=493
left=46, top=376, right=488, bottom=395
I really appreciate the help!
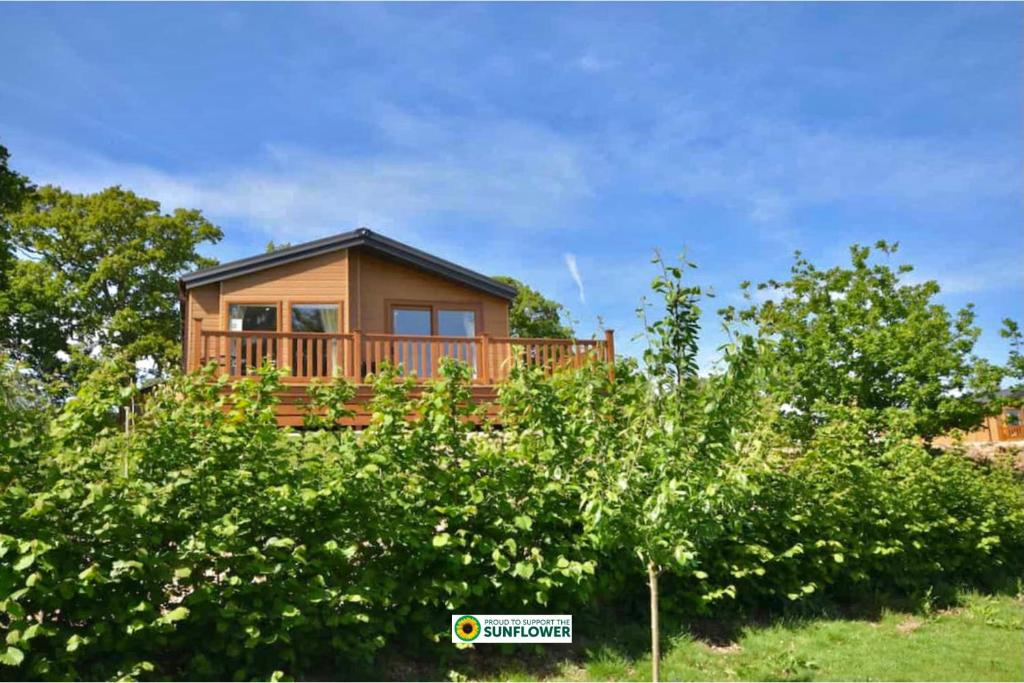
left=2, top=3, right=1021, bottom=367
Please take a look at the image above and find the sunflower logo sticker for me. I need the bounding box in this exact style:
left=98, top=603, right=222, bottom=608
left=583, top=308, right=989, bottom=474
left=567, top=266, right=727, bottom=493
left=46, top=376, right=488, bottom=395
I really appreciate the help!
left=454, top=615, right=482, bottom=642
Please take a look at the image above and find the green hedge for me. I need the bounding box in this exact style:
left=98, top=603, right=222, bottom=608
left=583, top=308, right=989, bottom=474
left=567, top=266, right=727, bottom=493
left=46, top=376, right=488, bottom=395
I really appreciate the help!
left=1, top=360, right=1021, bottom=680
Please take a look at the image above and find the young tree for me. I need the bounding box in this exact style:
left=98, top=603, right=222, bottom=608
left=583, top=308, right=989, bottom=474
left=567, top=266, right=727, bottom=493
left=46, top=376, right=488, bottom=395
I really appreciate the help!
left=584, top=253, right=762, bottom=682
left=727, top=241, right=1000, bottom=443
left=492, top=275, right=574, bottom=338
left=3, top=185, right=222, bottom=383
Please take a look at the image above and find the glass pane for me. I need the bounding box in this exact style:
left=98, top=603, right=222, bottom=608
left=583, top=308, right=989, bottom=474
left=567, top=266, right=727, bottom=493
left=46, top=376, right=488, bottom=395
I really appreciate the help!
left=392, top=308, right=432, bottom=378
left=393, top=308, right=431, bottom=335
left=229, top=304, right=277, bottom=331
left=437, top=310, right=476, bottom=337
left=292, top=304, right=339, bottom=333
left=438, top=310, right=477, bottom=378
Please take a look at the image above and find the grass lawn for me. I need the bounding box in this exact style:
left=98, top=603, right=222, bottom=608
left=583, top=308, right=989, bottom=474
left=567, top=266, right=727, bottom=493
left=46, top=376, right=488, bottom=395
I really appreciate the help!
left=445, top=592, right=1023, bottom=682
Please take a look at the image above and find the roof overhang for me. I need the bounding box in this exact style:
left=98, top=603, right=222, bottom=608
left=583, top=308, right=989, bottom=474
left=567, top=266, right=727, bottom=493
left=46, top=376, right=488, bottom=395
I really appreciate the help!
left=178, top=228, right=517, bottom=301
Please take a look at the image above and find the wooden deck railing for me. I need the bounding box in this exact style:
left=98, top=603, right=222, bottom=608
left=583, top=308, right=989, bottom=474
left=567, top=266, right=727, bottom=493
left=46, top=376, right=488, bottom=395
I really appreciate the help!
left=999, top=421, right=1024, bottom=441
left=190, top=323, right=614, bottom=384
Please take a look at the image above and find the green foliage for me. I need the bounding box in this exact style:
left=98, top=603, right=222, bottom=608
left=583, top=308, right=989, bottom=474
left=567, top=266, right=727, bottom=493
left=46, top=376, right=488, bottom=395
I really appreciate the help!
left=0, top=143, right=31, bottom=217
left=0, top=143, right=34, bottom=350
left=265, top=241, right=294, bottom=253
left=492, top=276, right=574, bottom=338
left=724, top=241, right=1001, bottom=443
left=1000, top=319, right=1024, bottom=396
left=0, top=246, right=1021, bottom=681
left=2, top=184, right=222, bottom=384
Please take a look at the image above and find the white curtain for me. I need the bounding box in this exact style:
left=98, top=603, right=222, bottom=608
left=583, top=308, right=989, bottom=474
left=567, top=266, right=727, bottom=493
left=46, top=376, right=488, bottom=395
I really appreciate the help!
left=318, top=306, right=338, bottom=333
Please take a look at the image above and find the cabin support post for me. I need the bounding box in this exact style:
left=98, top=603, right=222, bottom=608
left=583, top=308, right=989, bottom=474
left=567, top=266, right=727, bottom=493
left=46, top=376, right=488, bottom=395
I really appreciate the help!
left=479, top=334, right=490, bottom=384
left=280, top=299, right=290, bottom=377
left=604, top=329, right=616, bottom=381
left=190, top=317, right=203, bottom=372
left=352, top=330, right=363, bottom=382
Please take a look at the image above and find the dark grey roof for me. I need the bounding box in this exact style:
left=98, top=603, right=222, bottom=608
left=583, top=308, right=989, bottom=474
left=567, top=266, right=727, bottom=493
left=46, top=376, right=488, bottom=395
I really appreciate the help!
left=179, top=227, right=517, bottom=300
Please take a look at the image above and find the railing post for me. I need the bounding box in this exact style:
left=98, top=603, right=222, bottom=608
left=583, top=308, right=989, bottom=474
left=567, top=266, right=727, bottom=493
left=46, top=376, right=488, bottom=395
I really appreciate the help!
left=352, top=330, right=363, bottom=383
left=280, top=300, right=291, bottom=377
left=604, top=329, right=615, bottom=381
left=479, top=334, right=490, bottom=385
left=220, top=329, right=228, bottom=375
left=431, top=338, right=440, bottom=379
left=190, top=317, right=203, bottom=372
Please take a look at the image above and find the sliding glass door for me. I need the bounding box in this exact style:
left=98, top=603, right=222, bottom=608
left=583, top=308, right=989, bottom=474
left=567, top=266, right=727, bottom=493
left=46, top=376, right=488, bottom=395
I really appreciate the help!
left=390, top=306, right=478, bottom=378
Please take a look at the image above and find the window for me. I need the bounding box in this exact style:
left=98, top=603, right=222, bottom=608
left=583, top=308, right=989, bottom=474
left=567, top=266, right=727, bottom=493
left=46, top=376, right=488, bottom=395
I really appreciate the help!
left=291, top=304, right=339, bottom=333
left=437, top=309, right=476, bottom=337
left=227, top=304, right=278, bottom=375
left=437, top=309, right=476, bottom=370
left=393, top=307, right=432, bottom=336
left=392, top=307, right=432, bottom=377
left=229, top=304, right=277, bottom=331
left=291, top=304, right=341, bottom=378
left=387, top=304, right=482, bottom=379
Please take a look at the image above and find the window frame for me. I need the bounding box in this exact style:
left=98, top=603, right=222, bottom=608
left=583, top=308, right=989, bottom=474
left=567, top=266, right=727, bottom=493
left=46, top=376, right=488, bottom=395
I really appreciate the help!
left=386, top=300, right=484, bottom=337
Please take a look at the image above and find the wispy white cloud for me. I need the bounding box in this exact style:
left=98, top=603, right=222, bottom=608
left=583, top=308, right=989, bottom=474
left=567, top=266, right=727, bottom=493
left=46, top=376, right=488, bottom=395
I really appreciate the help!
left=564, top=253, right=586, bottom=303
left=575, top=52, right=618, bottom=73
left=617, top=113, right=1020, bottom=228
left=13, top=112, right=597, bottom=241
left=14, top=91, right=1018, bottom=250
left=905, top=255, right=1024, bottom=296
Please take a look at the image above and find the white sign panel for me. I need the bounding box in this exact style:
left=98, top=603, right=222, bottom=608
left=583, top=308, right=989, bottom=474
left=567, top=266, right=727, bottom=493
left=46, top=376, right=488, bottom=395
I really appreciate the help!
left=451, top=614, right=572, bottom=643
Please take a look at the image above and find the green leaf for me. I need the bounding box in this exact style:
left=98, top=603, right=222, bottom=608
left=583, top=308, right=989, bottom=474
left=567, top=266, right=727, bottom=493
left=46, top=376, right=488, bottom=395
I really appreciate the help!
left=513, top=515, right=533, bottom=531
left=78, top=564, right=102, bottom=582
left=432, top=533, right=451, bottom=548
left=513, top=561, right=535, bottom=579
left=66, top=634, right=84, bottom=653
left=161, top=606, right=190, bottom=624
left=673, top=546, right=695, bottom=567
left=491, top=548, right=511, bottom=572
left=0, top=646, right=24, bottom=666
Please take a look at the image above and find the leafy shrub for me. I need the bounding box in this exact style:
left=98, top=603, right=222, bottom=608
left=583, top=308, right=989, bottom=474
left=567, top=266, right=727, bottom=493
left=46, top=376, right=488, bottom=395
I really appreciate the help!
left=0, top=351, right=1021, bottom=680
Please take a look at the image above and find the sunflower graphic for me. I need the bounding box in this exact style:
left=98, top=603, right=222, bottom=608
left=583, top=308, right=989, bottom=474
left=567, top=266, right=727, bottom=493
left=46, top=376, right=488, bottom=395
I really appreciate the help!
left=454, top=615, right=482, bottom=642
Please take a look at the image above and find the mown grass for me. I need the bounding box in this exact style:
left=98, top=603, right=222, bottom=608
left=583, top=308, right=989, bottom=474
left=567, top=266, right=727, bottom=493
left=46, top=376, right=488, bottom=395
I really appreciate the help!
left=432, top=592, right=1024, bottom=682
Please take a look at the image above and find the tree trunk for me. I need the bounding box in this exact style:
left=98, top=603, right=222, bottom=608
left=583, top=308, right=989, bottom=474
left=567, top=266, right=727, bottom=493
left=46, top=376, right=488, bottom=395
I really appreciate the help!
left=648, top=560, right=660, bottom=682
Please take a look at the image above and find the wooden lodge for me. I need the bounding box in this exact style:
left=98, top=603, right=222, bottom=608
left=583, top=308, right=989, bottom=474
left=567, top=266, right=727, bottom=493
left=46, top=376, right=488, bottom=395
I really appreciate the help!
left=179, top=228, right=614, bottom=426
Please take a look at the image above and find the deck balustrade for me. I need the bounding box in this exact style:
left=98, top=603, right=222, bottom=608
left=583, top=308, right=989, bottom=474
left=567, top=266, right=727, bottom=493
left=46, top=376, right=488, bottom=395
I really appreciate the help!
left=190, top=323, right=614, bottom=384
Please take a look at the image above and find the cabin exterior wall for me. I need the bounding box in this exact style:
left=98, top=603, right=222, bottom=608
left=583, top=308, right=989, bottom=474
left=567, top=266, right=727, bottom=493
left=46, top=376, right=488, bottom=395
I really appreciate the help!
left=348, top=248, right=509, bottom=336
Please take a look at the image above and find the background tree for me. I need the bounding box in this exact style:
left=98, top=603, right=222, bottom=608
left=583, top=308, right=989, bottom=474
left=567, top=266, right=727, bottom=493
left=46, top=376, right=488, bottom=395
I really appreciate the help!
left=492, top=275, right=573, bottom=338
left=1000, top=319, right=1024, bottom=405
left=725, top=241, right=1001, bottom=443
left=0, top=143, right=34, bottom=347
left=265, top=240, right=293, bottom=253
left=4, top=185, right=222, bottom=384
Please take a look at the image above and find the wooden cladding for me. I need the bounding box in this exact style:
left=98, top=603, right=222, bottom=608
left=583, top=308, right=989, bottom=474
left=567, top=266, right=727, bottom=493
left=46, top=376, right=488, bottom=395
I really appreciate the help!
left=192, top=323, right=614, bottom=384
